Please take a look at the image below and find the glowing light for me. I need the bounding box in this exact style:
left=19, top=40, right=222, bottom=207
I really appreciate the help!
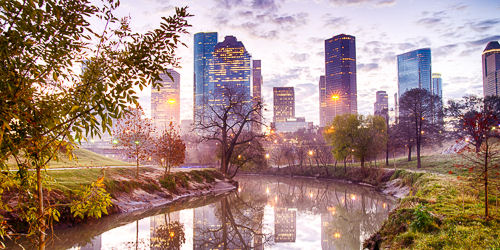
left=383, top=203, right=387, bottom=209
left=238, top=187, right=242, bottom=192
left=331, top=95, right=339, bottom=101
left=309, top=192, right=314, bottom=198
left=265, top=153, right=270, bottom=159
left=327, top=206, right=336, bottom=215
left=266, top=187, right=270, bottom=194
left=112, top=139, right=118, bottom=144
left=350, top=194, right=356, bottom=200
left=169, top=231, right=175, bottom=238
left=167, top=98, right=176, bottom=104
left=308, top=150, right=314, bottom=156
left=237, top=154, right=242, bottom=159
left=134, top=140, right=139, bottom=145
left=465, top=138, right=470, bottom=142
left=334, top=232, right=341, bottom=239
left=274, top=195, right=278, bottom=202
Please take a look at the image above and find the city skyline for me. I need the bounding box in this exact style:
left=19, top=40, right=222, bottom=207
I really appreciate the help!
left=113, top=0, right=500, bottom=125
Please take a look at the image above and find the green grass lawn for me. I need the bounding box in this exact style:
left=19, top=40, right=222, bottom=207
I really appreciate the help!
left=7, top=148, right=133, bottom=169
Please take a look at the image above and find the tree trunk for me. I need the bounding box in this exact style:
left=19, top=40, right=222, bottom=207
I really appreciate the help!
left=407, top=145, right=412, bottom=161
left=37, top=167, right=46, bottom=250
left=485, top=142, right=489, bottom=219
left=135, top=220, right=139, bottom=250
left=136, top=145, right=139, bottom=177
left=361, top=156, right=365, bottom=167
left=416, top=141, right=421, bottom=169
left=343, top=158, right=347, bottom=173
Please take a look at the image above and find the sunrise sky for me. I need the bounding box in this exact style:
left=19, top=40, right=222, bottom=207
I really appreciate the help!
left=114, top=0, right=500, bottom=125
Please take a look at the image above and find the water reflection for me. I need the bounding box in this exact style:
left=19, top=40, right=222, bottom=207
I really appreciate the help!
left=34, top=175, right=394, bottom=250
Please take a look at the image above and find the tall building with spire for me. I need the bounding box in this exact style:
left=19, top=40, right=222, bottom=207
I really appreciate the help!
left=252, top=60, right=263, bottom=133
left=482, top=41, right=500, bottom=97
left=151, top=69, right=180, bottom=131
left=193, top=32, right=218, bottom=124
left=324, top=34, right=357, bottom=124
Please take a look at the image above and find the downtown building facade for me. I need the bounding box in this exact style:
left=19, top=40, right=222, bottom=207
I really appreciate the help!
left=397, top=48, right=432, bottom=99
left=273, top=87, right=295, bottom=123
left=193, top=32, right=218, bottom=124
left=322, top=34, right=357, bottom=127
left=318, top=75, right=327, bottom=127
left=252, top=60, right=263, bottom=133
left=482, top=41, right=500, bottom=97
left=432, top=73, right=443, bottom=100
left=151, top=69, right=180, bottom=131
left=193, top=33, right=253, bottom=128
left=374, top=90, right=388, bottom=116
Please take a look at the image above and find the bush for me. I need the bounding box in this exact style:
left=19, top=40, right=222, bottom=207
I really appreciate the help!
left=159, top=175, right=177, bottom=193
left=410, top=204, right=438, bottom=233
left=174, top=173, right=190, bottom=188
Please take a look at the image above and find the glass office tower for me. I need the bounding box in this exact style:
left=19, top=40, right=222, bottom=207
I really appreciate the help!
left=193, top=32, right=218, bottom=123
left=324, top=34, right=357, bottom=124
left=432, top=73, right=443, bottom=100
left=209, top=35, right=252, bottom=112
left=397, top=48, right=432, bottom=99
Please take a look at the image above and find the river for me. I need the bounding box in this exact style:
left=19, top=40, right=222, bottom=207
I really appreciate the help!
left=26, top=175, right=395, bottom=249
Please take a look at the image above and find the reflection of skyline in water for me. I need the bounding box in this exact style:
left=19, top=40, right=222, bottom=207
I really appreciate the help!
left=65, top=175, right=393, bottom=250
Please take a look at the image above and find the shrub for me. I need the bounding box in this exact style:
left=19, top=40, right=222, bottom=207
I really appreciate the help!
left=159, top=175, right=177, bottom=193
left=410, top=204, right=438, bottom=233
left=395, top=231, right=416, bottom=247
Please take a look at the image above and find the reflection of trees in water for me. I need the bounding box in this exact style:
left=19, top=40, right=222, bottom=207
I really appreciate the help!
left=150, top=212, right=186, bottom=250
left=236, top=176, right=393, bottom=249
left=194, top=192, right=270, bottom=249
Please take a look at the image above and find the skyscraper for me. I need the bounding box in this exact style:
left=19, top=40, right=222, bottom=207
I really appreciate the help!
left=482, top=41, right=500, bottom=97
left=209, top=35, right=252, bottom=111
left=397, top=48, right=432, bottom=99
left=432, top=73, right=443, bottom=100
left=252, top=60, right=263, bottom=133
left=273, top=87, right=295, bottom=123
left=324, top=34, right=357, bottom=124
left=374, top=90, right=388, bottom=116
left=151, top=69, right=180, bottom=131
left=319, top=75, right=327, bottom=127
left=193, top=32, right=218, bottom=123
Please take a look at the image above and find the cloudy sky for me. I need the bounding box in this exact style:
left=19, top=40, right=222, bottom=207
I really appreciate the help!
left=115, top=0, right=500, bottom=125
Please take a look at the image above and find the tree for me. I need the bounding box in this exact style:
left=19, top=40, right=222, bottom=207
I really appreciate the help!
left=228, top=137, right=266, bottom=177
left=113, top=107, right=154, bottom=177
left=326, top=114, right=387, bottom=168
left=447, top=95, right=500, bottom=219
left=194, top=86, right=265, bottom=177
left=398, top=88, right=444, bottom=168
left=0, top=0, right=191, bottom=248
left=155, top=122, right=186, bottom=175
left=447, top=95, right=500, bottom=152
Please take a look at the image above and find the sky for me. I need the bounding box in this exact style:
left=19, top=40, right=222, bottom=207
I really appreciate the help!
left=113, top=0, right=500, bottom=125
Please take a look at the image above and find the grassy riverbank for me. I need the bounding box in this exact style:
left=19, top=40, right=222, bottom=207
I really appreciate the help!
left=366, top=170, right=500, bottom=249
left=2, top=167, right=233, bottom=238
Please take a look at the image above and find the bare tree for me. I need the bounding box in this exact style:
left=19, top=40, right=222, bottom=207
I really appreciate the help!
left=113, top=107, right=154, bottom=177
left=398, top=88, right=444, bottom=168
left=194, top=86, right=265, bottom=177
